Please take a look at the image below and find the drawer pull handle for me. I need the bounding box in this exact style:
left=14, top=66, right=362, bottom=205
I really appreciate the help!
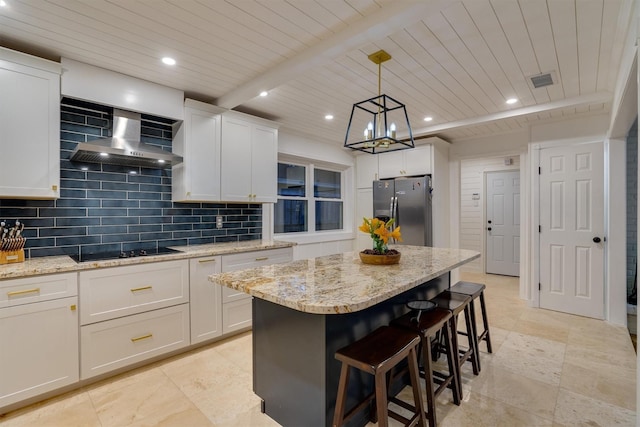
left=198, top=258, right=217, bottom=263
left=131, top=333, right=153, bottom=342
left=7, top=288, right=40, bottom=297
left=255, top=257, right=269, bottom=261
left=130, top=286, right=153, bottom=292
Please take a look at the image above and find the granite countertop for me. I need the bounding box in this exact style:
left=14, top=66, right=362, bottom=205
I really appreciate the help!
left=0, top=240, right=295, bottom=280
left=209, top=245, right=480, bottom=314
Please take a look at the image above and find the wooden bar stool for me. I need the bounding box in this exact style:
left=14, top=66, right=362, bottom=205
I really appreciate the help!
left=390, top=307, right=460, bottom=427
left=449, top=281, right=493, bottom=354
left=429, top=291, right=480, bottom=387
left=332, top=326, right=426, bottom=427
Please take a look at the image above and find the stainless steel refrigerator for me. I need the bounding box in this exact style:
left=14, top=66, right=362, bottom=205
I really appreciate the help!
left=373, top=176, right=432, bottom=246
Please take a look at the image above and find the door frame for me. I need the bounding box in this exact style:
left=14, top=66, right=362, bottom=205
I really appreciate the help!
left=485, top=169, right=521, bottom=276
left=530, top=138, right=611, bottom=317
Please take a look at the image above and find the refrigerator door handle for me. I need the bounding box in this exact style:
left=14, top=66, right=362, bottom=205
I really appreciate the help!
left=391, top=196, right=399, bottom=243
left=389, top=197, right=395, bottom=222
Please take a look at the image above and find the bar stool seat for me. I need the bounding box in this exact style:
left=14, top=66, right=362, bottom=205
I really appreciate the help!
left=390, top=307, right=460, bottom=427
left=332, top=326, right=426, bottom=427
left=449, top=281, right=493, bottom=354
left=429, top=290, right=480, bottom=391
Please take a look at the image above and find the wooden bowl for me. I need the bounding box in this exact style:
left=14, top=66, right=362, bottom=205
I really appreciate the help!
left=359, top=251, right=401, bottom=265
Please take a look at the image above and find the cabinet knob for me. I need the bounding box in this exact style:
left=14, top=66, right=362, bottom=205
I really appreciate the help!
left=70, top=304, right=77, bottom=311
left=52, top=185, right=58, bottom=191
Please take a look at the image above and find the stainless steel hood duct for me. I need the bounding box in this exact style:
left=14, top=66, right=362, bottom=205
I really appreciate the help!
left=70, top=109, right=182, bottom=168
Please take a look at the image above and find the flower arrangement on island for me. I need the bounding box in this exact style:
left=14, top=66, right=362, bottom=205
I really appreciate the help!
left=359, top=217, right=402, bottom=255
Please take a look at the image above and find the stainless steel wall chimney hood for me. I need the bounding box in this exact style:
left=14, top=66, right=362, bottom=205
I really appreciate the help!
left=70, top=109, right=182, bottom=169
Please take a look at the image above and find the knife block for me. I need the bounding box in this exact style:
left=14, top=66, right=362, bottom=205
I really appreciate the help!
left=0, top=237, right=26, bottom=264
left=0, top=249, right=25, bottom=264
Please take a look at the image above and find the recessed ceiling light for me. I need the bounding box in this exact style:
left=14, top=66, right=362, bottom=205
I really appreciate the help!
left=506, top=98, right=518, bottom=105
left=325, top=114, right=334, bottom=120
left=423, top=116, right=433, bottom=122
left=0, top=1, right=7, bottom=7
left=158, top=159, right=166, bottom=164
left=99, top=152, right=108, bottom=157
left=162, top=57, right=176, bottom=66
left=259, top=91, right=268, bottom=97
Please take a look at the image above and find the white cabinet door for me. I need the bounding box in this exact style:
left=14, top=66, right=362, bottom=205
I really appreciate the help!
left=378, top=145, right=432, bottom=179
left=377, top=151, right=405, bottom=179
left=356, top=154, right=379, bottom=188
left=251, top=124, right=278, bottom=202
left=221, top=115, right=253, bottom=201
left=220, top=113, right=278, bottom=203
left=222, top=298, right=252, bottom=334
left=0, top=296, right=79, bottom=409
left=189, top=256, right=222, bottom=344
left=404, top=145, right=432, bottom=176
left=172, top=100, right=223, bottom=202
left=0, top=48, right=60, bottom=199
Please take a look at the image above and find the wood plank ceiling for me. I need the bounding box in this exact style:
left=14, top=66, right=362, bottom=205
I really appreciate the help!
left=0, top=0, right=630, bottom=146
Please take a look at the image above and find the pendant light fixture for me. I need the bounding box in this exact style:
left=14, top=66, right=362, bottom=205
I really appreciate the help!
left=344, top=50, right=415, bottom=154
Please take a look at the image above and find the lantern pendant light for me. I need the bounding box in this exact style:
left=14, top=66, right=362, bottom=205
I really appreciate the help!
left=344, top=50, right=415, bottom=154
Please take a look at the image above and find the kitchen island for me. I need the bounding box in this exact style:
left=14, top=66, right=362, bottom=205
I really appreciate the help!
left=209, top=246, right=479, bottom=427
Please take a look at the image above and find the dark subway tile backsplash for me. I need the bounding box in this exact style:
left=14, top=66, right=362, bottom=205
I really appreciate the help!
left=0, top=98, right=261, bottom=259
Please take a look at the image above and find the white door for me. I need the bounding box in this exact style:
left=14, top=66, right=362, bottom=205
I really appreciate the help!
left=486, top=170, right=520, bottom=276
left=539, top=142, right=604, bottom=319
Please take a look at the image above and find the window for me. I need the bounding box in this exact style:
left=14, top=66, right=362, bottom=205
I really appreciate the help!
left=275, top=162, right=344, bottom=234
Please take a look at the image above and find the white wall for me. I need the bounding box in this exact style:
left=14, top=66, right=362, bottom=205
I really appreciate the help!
left=457, top=156, right=521, bottom=273
left=278, top=129, right=354, bottom=166
left=530, top=114, right=609, bottom=143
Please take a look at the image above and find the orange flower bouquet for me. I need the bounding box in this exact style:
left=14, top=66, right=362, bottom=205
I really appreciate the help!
left=359, top=217, right=402, bottom=255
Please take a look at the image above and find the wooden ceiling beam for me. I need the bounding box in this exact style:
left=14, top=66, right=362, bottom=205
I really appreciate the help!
left=216, top=1, right=449, bottom=110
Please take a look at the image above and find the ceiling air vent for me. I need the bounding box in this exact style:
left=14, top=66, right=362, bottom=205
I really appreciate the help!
left=529, top=72, right=555, bottom=89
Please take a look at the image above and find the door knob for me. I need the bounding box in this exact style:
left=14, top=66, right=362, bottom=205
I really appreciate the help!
left=593, top=237, right=601, bottom=243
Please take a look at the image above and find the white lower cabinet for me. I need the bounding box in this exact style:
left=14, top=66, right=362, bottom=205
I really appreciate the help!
left=0, top=273, right=79, bottom=410
left=79, top=260, right=190, bottom=380
left=222, top=298, right=252, bottom=334
left=189, top=256, right=222, bottom=344
left=80, top=304, right=189, bottom=379
left=220, top=248, right=293, bottom=333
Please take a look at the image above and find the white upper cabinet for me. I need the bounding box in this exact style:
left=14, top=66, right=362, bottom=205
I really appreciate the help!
left=356, top=154, right=379, bottom=188
left=172, top=100, right=225, bottom=202
left=0, top=47, right=61, bottom=199
left=377, top=145, right=432, bottom=179
left=220, top=112, right=278, bottom=203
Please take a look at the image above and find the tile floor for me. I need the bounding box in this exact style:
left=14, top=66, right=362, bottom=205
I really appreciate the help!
left=0, top=272, right=636, bottom=426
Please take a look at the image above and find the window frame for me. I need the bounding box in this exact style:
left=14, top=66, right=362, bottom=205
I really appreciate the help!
left=275, top=158, right=346, bottom=235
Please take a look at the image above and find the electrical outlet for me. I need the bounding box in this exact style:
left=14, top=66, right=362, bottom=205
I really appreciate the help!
left=216, top=215, right=223, bottom=229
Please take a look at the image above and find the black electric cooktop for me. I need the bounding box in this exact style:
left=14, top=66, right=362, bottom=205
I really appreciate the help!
left=71, top=247, right=181, bottom=263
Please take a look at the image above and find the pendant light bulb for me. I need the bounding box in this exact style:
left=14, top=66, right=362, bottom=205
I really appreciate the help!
left=365, top=122, right=374, bottom=140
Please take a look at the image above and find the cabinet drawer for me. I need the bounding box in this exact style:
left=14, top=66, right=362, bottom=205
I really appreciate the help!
left=221, top=248, right=292, bottom=302
left=0, top=273, right=77, bottom=308
left=79, top=260, right=188, bottom=325
left=0, top=296, right=79, bottom=409
left=80, top=304, right=189, bottom=379
left=222, top=298, right=252, bottom=334
left=221, top=248, right=293, bottom=272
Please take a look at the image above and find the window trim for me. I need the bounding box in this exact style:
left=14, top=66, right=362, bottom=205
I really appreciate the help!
left=275, top=155, right=350, bottom=237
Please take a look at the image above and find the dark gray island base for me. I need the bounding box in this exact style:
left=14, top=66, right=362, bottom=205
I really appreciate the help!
left=252, top=273, right=448, bottom=427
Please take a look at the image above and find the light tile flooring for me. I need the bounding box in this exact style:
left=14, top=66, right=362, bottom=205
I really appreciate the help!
left=1, top=272, right=636, bottom=426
